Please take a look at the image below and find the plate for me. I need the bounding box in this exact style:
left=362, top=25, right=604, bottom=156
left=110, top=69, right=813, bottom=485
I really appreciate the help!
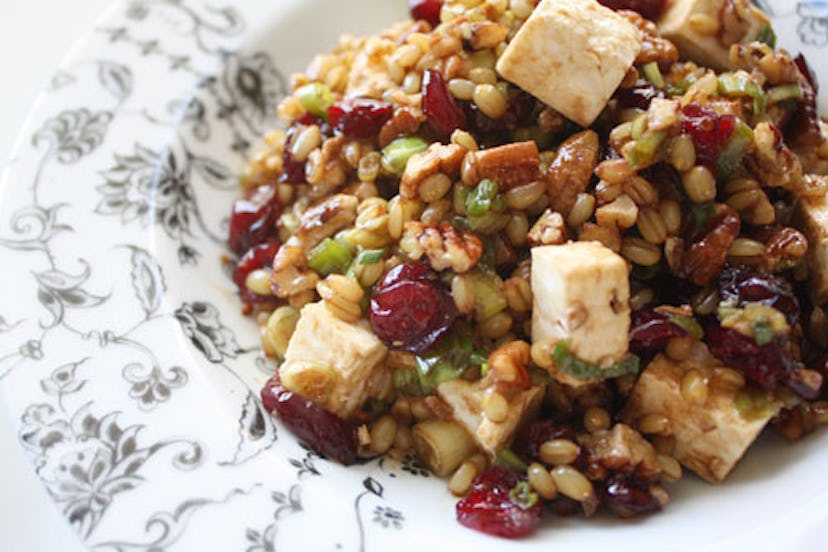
left=1, top=1, right=827, bottom=550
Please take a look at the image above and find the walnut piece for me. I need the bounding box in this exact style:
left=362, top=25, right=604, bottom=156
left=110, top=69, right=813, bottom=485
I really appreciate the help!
left=400, top=222, right=483, bottom=273
left=469, top=141, right=541, bottom=191
left=527, top=209, right=566, bottom=246
left=294, top=193, right=359, bottom=250
left=546, top=130, right=599, bottom=216
left=400, top=143, right=465, bottom=199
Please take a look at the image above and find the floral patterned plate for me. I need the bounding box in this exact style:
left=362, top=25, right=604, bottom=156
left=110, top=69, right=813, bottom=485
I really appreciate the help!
left=1, top=1, right=827, bottom=550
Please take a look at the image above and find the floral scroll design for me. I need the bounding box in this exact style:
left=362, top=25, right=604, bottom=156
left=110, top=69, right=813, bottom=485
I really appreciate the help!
left=797, top=2, right=828, bottom=46
left=20, top=360, right=203, bottom=539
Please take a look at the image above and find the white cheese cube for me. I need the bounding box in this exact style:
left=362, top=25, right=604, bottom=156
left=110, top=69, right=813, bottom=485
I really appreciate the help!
left=531, top=242, right=631, bottom=369
left=794, top=182, right=828, bottom=305
left=436, top=379, right=543, bottom=455
left=621, top=353, right=780, bottom=483
left=281, top=302, right=388, bottom=419
left=658, top=0, right=771, bottom=71
left=496, top=0, right=640, bottom=127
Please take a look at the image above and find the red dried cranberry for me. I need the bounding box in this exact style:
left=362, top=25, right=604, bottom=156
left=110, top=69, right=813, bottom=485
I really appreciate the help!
left=600, top=473, right=661, bottom=518
left=512, top=420, right=577, bottom=465
left=680, top=104, right=736, bottom=172
left=233, top=241, right=279, bottom=305
left=423, top=69, right=468, bottom=140
left=456, top=466, right=543, bottom=539
left=263, top=379, right=358, bottom=465
left=706, top=324, right=794, bottom=390
left=408, top=0, right=442, bottom=27
left=369, top=262, right=457, bottom=353
left=597, top=0, right=666, bottom=19
left=718, top=266, right=800, bottom=327
left=328, top=99, right=394, bottom=139
left=228, top=184, right=280, bottom=255
left=629, top=309, right=688, bottom=354
left=462, top=89, right=537, bottom=144
left=787, top=54, right=823, bottom=146
left=614, top=80, right=667, bottom=110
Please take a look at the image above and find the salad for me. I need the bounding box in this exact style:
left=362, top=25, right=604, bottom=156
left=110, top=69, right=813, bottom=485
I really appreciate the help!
left=226, top=0, right=828, bottom=539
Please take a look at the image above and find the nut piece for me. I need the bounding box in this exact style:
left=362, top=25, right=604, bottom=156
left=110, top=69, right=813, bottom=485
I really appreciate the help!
left=467, top=141, right=541, bottom=191
left=528, top=209, right=567, bottom=246
left=294, top=194, right=359, bottom=250
left=546, top=130, right=600, bottom=216
left=400, top=143, right=466, bottom=199
left=747, top=122, right=803, bottom=193
left=400, top=222, right=484, bottom=273
left=467, top=21, right=510, bottom=51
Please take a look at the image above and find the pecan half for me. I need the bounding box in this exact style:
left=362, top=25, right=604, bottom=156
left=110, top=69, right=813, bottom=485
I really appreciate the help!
left=546, top=130, right=599, bottom=216
left=618, top=10, right=678, bottom=68
left=679, top=206, right=741, bottom=286
left=399, top=221, right=483, bottom=273
left=467, top=141, right=540, bottom=191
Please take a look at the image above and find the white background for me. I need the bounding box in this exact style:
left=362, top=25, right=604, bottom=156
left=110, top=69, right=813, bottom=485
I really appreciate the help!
left=0, top=1, right=112, bottom=550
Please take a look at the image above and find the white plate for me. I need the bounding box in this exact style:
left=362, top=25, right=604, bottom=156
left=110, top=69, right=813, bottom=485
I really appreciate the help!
left=1, top=1, right=827, bottom=550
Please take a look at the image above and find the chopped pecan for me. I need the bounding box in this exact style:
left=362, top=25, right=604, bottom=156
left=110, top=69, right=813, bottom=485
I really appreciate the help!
left=400, top=143, right=465, bottom=199
left=270, top=241, right=319, bottom=298
left=679, top=205, right=741, bottom=286
left=306, top=136, right=347, bottom=199
left=579, top=424, right=661, bottom=484
left=378, top=106, right=425, bottom=148
left=760, top=226, right=809, bottom=273
left=527, top=209, right=567, bottom=246
left=546, top=130, right=599, bottom=216
left=729, top=43, right=800, bottom=86
left=618, top=10, right=678, bottom=68
left=747, top=122, right=803, bottom=193
left=467, top=141, right=540, bottom=191
left=399, top=221, right=483, bottom=273
left=718, top=0, right=752, bottom=48
left=293, top=193, right=359, bottom=249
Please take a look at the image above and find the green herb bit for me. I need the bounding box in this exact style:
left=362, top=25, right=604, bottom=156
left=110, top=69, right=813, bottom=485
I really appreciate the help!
left=296, top=82, right=334, bottom=119
left=413, top=333, right=487, bottom=392
left=357, top=248, right=386, bottom=265
left=625, top=130, right=668, bottom=169
left=497, top=448, right=528, bottom=472
left=717, top=73, right=766, bottom=114
left=382, top=137, right=428, bottom=176
left=509, top=481, right=539, bottom=510
left=669, top=315, right=704, bottom=340
left=468, top=269, right=508, bottom=320
left=757, top=24, right=777, bottom=49
left=307, top=238, right=353, bottom=275
left=466, top=178, right=500, bottom=216
left=630, top=112, right=647, bottom=140
left=551, top=341, right=640, bottom=381
left=689, top=202, right=715, bottom=230
left=766, top=83, right=803, bottom=105
left=752, top=318, right=775, bottom=345
left=466, top=210, right=510, bottom=234
left=642, top=61, right=665, bottom=88
left=735, top=386, right=778, bottom=421
left=716, top=118, right=754, bottom=180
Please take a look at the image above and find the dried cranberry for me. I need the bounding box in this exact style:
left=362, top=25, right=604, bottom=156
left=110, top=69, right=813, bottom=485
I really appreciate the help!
left=423, top=69, right=468, bottom=140
left=680, top=104, right=736, bottom=172
left=597, top=0, right=666, bottom=19
left=228, top=184, right=280, bottom=255
left=706, top=325, right=794, bottom=390
left=600, top=473, right=661, bottom=518
left=614, top=80, right=666, bottom=110
left=369, top=262, right=457, bottom=353
left=718, top=266, right=800, bottom=327
left=456, top=466, right=543, bottom=539
left=629, top=309, right=688, bottom=354
left=408, top=0, right=443, bottom=27
left=262, top=379, right=358, bottom=465
left=463, top=89, right=537, bottom=144
left=328, top=99, right=394, bottom=140
left=233, top=241, right=280, bottom=305
left=512, top=420, right=577, bottom=465
left=788, top=54, right=823, bottom=146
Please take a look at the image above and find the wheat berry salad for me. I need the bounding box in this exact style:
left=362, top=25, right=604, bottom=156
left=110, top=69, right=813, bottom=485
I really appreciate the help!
left=224, top=0, right=828, bottom=539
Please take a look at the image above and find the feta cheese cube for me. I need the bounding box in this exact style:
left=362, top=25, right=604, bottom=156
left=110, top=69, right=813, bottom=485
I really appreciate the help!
left=436, top=379, right=543, bottom=455
left=621, top=353, right=780, bottom=483
left=658, top=0, right=771, bottom=71
left=531, top=242, right=631, bottom=369
left=280, top=302, right=388, bottom=419
left=794, top=181, right=828, bottom=305
left=496, top=0, right=640, bottom=127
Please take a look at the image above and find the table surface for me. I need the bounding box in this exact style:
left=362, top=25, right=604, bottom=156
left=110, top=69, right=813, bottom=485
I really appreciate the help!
left=0, top=1, right=112, bottom=550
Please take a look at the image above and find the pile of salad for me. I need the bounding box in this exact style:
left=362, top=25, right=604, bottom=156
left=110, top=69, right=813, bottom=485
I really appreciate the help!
left=226, top=0, right=828, bottom=538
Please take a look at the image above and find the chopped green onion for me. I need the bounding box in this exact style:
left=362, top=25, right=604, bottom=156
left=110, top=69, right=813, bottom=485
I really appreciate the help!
left=454, top=185, right=470, bottom=215
left=381, top=137, right=428, bottom=176
left=669, top=315, right=704, bottom=340
left=625, top=130, right=667, bottom=169
left=757, top=24, right=777, bottom=49
left=468, top=269, right=508, bottom=320
left=509, top=481, right=539, bottom=509
left=479, top=361, right=489, bottom=377
left=642, top=62, right=665, bottom=88
left=296, top=82, right=334, bottom=119
left=307, top=238, right=353, bottom=275
left=631, top=113, right=647, bottom=140
left=716, top=118, right=754, bottom=180
left=752, top=318, right=775, bottom=345
left=718, top=73, right=766, bottom=114
left=767, top=83, right=804, bottom=105
left=735, top=387, right=778, bottom=421
left=551, top=341, right=640, bottom=381
left=466, top=179, right=499, bottom=216
left=357, top=248, right=386, bottom=265
left=413, top=333, right=488, bottom=393
left=497, top=448, right=528, bottom=472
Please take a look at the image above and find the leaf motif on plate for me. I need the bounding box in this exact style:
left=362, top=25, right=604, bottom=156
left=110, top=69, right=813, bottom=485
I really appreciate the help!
left=32, top=108, right=113, bottom=164
left=191, top=155, right=235, bottom=189
left=98, top=61, right=133, bottom=101
left=34, top=261, right=108, bottom=328
left=126, top=246, right=166, bottom=317
left=174, top=301, right=243, bottom=362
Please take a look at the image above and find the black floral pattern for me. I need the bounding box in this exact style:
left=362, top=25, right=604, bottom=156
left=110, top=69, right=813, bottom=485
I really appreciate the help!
left=31, top=109, right=113, bottom=164
left=175, top=302, right=243, bottom=362
left=798, top=2, right=828, bottom=46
